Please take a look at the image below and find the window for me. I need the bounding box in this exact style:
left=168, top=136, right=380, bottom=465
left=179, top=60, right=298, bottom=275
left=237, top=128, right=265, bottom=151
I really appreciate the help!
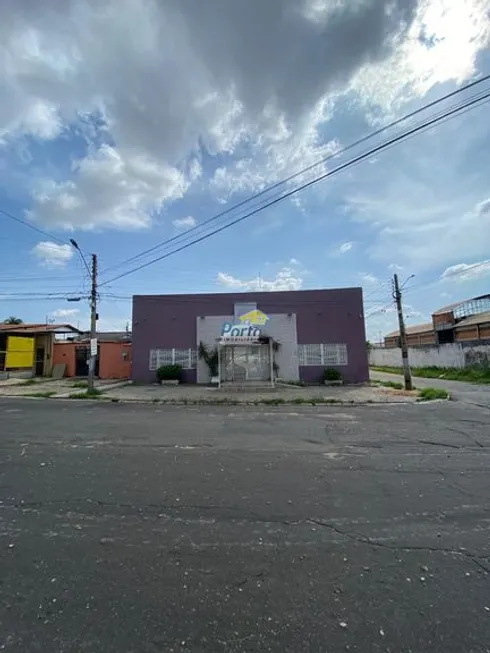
left=298, top=343, right=348, bottom=366
left=149, top=348, right=197, bottom=370
left=298, top=344, right=322, bottom=366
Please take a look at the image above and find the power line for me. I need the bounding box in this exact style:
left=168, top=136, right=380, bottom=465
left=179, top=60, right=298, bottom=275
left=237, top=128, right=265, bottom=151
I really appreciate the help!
left=0, top=296, right=85, bottom=303
left=0, top=276, right=86, bottom=283
left=101, top=88, right=490, bottom=288
left=365, top=300, right=396, bottom=319
left=100, top=88, right=490, bottom=288
left=99, top=72, right=490, bottom=278
left=402, top=260, right=490, bottom=297
left=0, top=207, right=67, bottom=246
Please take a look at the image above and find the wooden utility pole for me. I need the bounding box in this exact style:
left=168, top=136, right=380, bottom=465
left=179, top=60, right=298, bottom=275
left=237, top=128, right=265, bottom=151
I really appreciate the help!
left=393, top=273, right=413, bottom=391
left=88, top=253, right=98, bottom=393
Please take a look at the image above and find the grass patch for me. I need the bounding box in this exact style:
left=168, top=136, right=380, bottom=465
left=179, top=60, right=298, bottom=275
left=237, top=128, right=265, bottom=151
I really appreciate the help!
left=68, top=388, right=103, bottom=400
left=24, top=391, right=56, bottom=398
left=418, top=387, right=450, bottom=402
left=72, top=380, right=88, bottom=388
left=372, top=379, right=404, bottom=390
left=19, top=378, right=38, bottom=386
left=371, top=365, right=490, bottom=384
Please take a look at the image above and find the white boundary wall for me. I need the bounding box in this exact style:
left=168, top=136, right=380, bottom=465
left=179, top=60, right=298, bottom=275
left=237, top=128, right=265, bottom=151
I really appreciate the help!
left=369, top=343, right=490, bottom=369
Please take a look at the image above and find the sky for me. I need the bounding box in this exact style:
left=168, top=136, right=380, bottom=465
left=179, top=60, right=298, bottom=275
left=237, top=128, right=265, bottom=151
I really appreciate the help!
left=0, top=0, right=489, bottom=340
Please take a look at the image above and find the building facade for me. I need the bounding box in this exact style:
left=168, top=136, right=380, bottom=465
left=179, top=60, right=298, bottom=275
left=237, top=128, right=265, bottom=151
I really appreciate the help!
left=53, top=337, right=131, bottom=380
left=384, top=294, right=490, bottom=348
left=132, top=288, right=368, bottom=384
left=0, top=323, right=81, bottom=378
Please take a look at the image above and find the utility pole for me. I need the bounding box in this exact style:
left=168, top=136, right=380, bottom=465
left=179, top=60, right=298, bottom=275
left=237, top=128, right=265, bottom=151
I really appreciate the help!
left=69, top=240, right=98, bottom=392
left=393, top=273, right=413, bottom=391
left=88, top=253, right=98, bottom=393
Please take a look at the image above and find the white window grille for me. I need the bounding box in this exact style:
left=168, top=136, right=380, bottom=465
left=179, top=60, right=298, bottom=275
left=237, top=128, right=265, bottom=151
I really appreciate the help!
left=298, top=343, right=348, bottom=366
left=298, top=344, right=322, bottom=366
left=149, top=348, right=197, bottom=370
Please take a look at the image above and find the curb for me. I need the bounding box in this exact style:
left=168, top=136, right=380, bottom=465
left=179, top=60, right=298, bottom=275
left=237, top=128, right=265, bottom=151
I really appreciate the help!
left=50, top=396, right=419, bottom=407
left=0, top=394, right=419, bottom=406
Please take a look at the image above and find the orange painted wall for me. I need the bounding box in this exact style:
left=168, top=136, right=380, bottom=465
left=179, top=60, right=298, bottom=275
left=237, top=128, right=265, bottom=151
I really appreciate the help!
left=99, top=342, right=132, bottom=379
left=53, top=342, right=131, bottom=379
left=52, top=342, right=77, bottom=376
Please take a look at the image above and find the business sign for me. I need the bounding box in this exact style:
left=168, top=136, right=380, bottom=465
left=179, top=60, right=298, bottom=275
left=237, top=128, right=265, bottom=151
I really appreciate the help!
left=219, top=309, right=269, bottom=344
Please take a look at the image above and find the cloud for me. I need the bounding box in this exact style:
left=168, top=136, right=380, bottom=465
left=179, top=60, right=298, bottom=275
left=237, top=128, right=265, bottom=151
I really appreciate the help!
left=28, top=146, right=188, bottom=231
left=32, top=241, right=74, bottom=267
left=349, top=0, right=490, bottom=118
left=173, top=216, right=196, bottom=230
left=217, top=266, right=303, bottom=291
left=1, top=0, right=488, bottom=234
left=51, top=308, right=80, bottom=318
left=348, top=129, right=490, bottom=269
left=361, top=273, right=380, bottom=285
left=440, top=259, right=490, bottom=282
left=338, top=242, right=353, bottom=254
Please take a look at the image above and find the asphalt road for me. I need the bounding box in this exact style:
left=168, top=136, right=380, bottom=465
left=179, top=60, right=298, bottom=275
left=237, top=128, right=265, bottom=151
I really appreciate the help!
left=370, top=370, right=490, bottom=409
left=1, top=399, right=490, bottom=653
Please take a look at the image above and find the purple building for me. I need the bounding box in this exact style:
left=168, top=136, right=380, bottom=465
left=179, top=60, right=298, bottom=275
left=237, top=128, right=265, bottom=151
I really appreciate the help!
left=132, top=288, right=369, bottom=385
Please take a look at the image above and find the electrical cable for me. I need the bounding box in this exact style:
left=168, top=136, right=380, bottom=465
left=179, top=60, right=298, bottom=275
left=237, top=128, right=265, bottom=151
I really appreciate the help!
left=0, top=207, right=68, bottom=246
left=101, top=88, right=490, bottom=288
left=99, top=88, right=490, bottom=288
left=99, top=73, right=490, bottom=278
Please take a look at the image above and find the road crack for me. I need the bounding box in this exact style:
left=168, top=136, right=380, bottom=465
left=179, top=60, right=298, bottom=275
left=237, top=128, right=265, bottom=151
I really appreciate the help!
left=307, top=519, right=490, bottom=569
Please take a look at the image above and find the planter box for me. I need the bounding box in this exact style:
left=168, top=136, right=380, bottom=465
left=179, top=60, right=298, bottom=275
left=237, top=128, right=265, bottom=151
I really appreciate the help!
left=324, top=380, right=343, bottom=386
left=159, top=379, right=180, bottom=386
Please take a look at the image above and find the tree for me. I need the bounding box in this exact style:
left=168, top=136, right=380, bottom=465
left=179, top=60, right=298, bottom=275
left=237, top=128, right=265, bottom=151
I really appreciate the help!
left=3, top=317, right=23, bottom=325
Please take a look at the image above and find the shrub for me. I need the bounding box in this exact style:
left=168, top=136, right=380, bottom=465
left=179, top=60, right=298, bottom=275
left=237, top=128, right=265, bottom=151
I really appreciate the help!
left=323, top=367, right=342, bottom=382
left=72, top=380, right=88, bottom=388
left=156, top=364, right=182, bottom=382
left=418, top=387, right=449, bottom=401
left=198, top=342, right=219, bottom=378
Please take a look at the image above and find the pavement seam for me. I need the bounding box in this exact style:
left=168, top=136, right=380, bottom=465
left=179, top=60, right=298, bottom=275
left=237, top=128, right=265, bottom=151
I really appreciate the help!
left=307, top=519, right=490, bottom=568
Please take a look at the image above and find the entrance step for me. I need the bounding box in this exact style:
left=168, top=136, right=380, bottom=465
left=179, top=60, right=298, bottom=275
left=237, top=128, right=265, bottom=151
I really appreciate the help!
left=219, top=382, right=276, bottom=393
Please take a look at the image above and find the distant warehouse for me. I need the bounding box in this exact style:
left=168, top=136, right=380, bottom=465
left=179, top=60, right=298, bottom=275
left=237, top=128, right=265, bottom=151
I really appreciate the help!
left=132, top=288, right=369, bottom=385
left=384, top=294, right=490, bottom=348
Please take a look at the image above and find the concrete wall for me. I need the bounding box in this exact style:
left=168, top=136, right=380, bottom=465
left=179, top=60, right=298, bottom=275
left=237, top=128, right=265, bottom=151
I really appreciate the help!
left=132, top=288, right=369, bottom=384
left=99, top=343, right=132, bottom=379
left=53, top=342, right=77, bottom=376
left=370, top=342, right=490, bottom=369
left=53, top=342, right=132, bottom=379
left=196, top=314, right=299, bottom=383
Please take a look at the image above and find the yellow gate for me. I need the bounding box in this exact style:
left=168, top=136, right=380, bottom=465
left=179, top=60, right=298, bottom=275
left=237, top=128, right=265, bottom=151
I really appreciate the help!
left=5, top=336, right=35, bottom=369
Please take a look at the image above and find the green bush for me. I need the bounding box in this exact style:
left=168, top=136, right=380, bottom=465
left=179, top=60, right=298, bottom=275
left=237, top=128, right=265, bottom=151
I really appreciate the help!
left=418, top=387, right=449, bottom=401
left=323, top=367, right=342, bottom=382
left=374, top=380, right=404, bottom=390
left=156, top=364, right=182, bottom=382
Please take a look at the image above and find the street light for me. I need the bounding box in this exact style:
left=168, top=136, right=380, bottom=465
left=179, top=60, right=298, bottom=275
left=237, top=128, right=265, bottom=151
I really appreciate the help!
left=70, top=239, right=98, bottom=393
left=400, top=274, right=415, bottom=290
left=70, top=239, right=91, bottom=278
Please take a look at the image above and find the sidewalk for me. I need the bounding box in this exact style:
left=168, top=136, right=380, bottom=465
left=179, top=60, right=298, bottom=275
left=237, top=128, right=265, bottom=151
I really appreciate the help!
left=0, top=378, right=128, bottom=398
left=98, top=382, right=418, bottom=405
left=370, top=370, right=490, bottom=409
